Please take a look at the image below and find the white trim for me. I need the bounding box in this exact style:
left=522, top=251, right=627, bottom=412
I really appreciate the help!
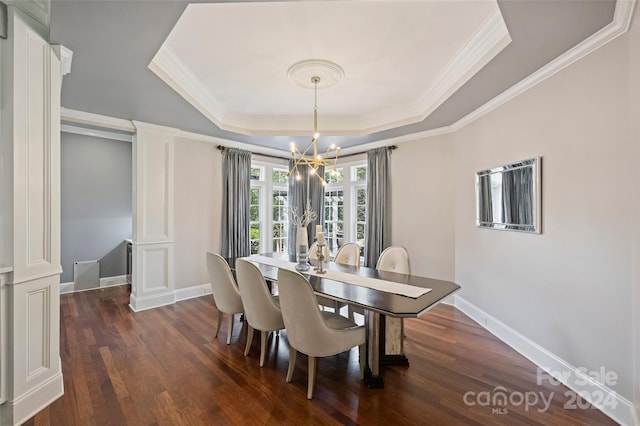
left=129, top=292, right=176, bottom=312
left=99, top=275, right=128, bottom=288
left=454, top=295, right=633, bottom=426
left=51, top=45, right=73, bottom=76
left=0, top=369, right=63, bottom=426
left=148, top=7, right=509, bottom=137
left=177, top=129, right=288, bottom=159
left=60, top=107, right=136, bottom=133
left=174, top=284, right=212, bottom=302
left=449, top=0, right=637, bottom=135
left=57, top=0, right=635, bottom=156
left=59, top=281, right=74, bottom=294
left=61, top=124, right=133, bottom=143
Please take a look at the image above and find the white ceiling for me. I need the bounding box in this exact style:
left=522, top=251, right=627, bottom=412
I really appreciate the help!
left=150, top=1, right=510, bottom=136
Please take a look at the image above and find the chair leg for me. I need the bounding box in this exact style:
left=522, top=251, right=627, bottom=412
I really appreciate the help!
left=286, top=349, right=297, bottom=382
left=215, top=311, right=223, bottom=338
left=226, top=314, right=234, bottom=345
left=244, top=325, right=254, bottom=356
left=359, top=343, right=366, bottom=379
left=260, top=330, right=268, bottom=367
left=307, top=356, right=317, bottom=399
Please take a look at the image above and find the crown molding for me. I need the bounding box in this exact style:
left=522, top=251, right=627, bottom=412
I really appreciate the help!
left=148, top=46, right=227, bottom=131
left=61, top=107, right=135, bottom=133
left=61, top=124, right=132, bottom=143
left=447, top=0, right=637, bottom=134
left=60, top=0, right=636, bottom=154
left=148, top=5, right=510, bottom=137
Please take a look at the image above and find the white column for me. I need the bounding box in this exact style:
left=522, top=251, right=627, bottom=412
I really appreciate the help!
left=0, top=7, right=64, bottom=425
left=129, top=122, right=177, bottom=311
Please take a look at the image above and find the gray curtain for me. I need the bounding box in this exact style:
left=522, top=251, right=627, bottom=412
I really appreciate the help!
left=288, top=162, right=325, bottom=253
left=365, top=147, right=391, bottom=268
left=221, top=148, right=252, bottom=258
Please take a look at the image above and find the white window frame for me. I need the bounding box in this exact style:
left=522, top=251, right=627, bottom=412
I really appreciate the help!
left=323, top=159, right=367, bottom=255
left=250, top=158, right=290, bottom=254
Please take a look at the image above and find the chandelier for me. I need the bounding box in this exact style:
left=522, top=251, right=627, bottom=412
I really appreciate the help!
left=287, top=61, right=343, bottom=185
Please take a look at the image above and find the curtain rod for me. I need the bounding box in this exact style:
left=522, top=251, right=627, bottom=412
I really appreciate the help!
left=216, top=145, right=396, bottom=161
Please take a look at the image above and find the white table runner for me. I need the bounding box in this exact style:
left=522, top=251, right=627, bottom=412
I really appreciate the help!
left=243, top=255, right=431, bottom=299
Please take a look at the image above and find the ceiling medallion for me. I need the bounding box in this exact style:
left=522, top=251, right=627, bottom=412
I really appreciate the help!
left=287, top=59, right=345, bottom=90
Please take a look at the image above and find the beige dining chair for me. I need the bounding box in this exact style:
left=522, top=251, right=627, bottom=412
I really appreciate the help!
left=377, top=246, right=411, bottom=354
left=376, top=246, right=411, bottom=274
left=277, top=268, right=365, bottom=399
left=334, top=243, right=361, bottom=267
left=206, top=252, right=244, bottom=345
left=235, top=258, right=286, bottom=367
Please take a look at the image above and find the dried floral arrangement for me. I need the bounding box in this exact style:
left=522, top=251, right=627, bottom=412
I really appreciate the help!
left=290, top=200, right=317, bottom=228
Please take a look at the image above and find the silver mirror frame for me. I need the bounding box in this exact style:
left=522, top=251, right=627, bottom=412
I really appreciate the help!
left=475, top=157, right=542, bottom=234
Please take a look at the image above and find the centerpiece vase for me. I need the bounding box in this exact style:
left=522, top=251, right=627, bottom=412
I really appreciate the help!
left=295, top=226, right=310, bottom=271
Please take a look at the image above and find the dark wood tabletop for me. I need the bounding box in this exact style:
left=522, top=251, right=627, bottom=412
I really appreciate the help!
left=228, top=254, right=460, bottom=318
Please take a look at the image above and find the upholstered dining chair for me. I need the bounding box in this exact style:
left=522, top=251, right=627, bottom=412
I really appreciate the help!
left=235, top=258, right=285, bottom=367
left=277, top=268, right=365, bottom=399
left=377, top=246, right=411, bottom=352
left=206, top=252, right=244, bottom=345
left=376, top=246, right=411, bottom=274
left=334, top=243, right=361, bottom=267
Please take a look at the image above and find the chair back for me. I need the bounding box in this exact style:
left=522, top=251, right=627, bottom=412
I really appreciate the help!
left=206, top=253, right=244, bottom=314
left=278, top=269, right=357, bottom=357
left=334, top=243, right=360, bottom=267
left=376, top=246, right=410, bottom=274
left=235, top=259, right=283, bottom=331
left=309, top=242, right=330, bottom=261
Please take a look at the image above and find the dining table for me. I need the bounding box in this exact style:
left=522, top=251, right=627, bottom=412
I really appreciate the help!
left=227, top=253, right=460, bottom=387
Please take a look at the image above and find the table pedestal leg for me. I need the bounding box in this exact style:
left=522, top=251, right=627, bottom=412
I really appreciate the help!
left=380, top=315, right=410, bottom=366
left=364, top=310, right=384, bottom=388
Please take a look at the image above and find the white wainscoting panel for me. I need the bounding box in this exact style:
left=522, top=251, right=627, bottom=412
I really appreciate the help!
left=11, top=8, right=61, bottom=285
left=3, top=275, right=63, bottom=425
left=0, top=8, right=63, bottom=425
left=130, top=122, right=178, bottom=312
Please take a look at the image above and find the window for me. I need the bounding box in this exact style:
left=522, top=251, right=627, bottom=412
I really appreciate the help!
left=322, top=162, right=367, bottom=257
left=250, top=161, right=289, bottom=254
left=249, top=187, right=261, bottom=254
left=324, top=188, right=344, bottom=254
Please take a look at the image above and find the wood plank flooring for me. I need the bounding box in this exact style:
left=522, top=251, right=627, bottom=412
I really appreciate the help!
left=25, top=285, right=616, bottom=425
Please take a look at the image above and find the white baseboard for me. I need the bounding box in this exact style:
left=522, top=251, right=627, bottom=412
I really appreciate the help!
left=100, top=275, right=128, bottom=288
left=454, top=295, right=632, bottom=426
left=129, top=291, right=176, bottom=312
left=0, top=370, right=63, bottom=426
left=59, top=281, right=74, bottom=294
left=174, top=283, right=212, bottom=302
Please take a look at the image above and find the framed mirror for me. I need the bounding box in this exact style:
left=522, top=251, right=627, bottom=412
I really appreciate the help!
left=476, top=157, right=541, bottom=233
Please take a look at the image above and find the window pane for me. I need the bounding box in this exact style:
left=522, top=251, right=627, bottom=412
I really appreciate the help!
left=354, top=166, right=367, bottom=181
left=357, top=206, right=366, bottom=222
left=272, top=168, right=288, bottom=183
left=324, top=167, right=344, bottom=184
left=250, top=188, right=260, bottom=205
left=250, top=166, right=262, bottom=181
left=250, top=224, right=261, bottom=254
left=250, top=205, right=259, bottom=221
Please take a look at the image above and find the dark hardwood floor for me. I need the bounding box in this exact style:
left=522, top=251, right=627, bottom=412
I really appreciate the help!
left=25, top=285, right=615, bottom=425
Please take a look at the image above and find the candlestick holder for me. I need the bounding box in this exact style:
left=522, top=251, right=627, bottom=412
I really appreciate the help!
left=315, top=243, right=327, bottom=274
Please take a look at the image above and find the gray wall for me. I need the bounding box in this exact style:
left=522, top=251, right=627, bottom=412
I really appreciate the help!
left=61, top=132, right=132, bottom=283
